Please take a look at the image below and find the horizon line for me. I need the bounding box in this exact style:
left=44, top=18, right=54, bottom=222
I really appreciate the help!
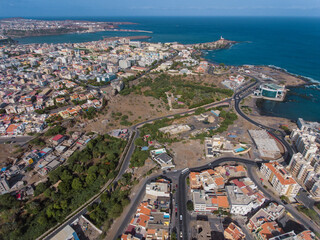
left=1, top=15, right=320, bottom=18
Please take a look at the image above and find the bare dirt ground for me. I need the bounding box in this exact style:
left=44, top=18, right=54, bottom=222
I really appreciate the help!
left=82, top=72, right=234, bottom=133
left=83, top=93, right=176, bottom=133
left=184, top=73, right=230, bottom=88
left=0, top=144, right=17, bottom=167
left=240, top=96, right=297, bottom=130
left=132, top=158, right=157, bottom=179
left=258, top=66, right=307, bottom=86
left=168, top=139, right=206, bottom=169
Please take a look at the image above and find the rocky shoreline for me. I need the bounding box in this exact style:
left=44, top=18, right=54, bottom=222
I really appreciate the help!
left=189, top=37, right=237, bottom=50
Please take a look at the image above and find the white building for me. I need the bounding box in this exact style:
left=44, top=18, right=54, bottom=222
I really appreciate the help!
left=146, top=182, right=170, bottom=198
left=226, top=185, right=254, bottom=215
left=290, top=128, right=318, bottom=159
left=199, top=171, right=217, bottom=191
left=119, top=59, right=131, bottom=69
left=260, top=162, right=301, bottom=197
left=193, top=191, right=208, bottom=212
left=0, top=177, right=10, bottom=194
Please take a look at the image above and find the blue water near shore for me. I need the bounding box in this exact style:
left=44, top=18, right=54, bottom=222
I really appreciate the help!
left=17, top=17, right=320, bottom=121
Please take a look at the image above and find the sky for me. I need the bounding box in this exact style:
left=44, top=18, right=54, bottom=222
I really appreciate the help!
left=0, top=0, right=320, bottom=17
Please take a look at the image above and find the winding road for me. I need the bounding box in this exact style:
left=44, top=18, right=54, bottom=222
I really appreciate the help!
left=42, top=72, right=318, bottom=240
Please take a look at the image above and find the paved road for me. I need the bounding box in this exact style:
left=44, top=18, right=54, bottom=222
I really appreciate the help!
left=0, top=136, right=33, bottom=144
left=41, top=90, right=231, bottom=239
left=177, top=157, right=320, bottom=240
left=42, top=74, right=301, bottom=239
left=247, top=164, right=320, bottom=233
left=112, top=171, right=180, bottom=240
left=233, top=76, right=294, bottom=163
left=177, top=157, right=260, bottom=240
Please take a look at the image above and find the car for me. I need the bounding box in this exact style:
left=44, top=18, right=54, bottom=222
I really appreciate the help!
left=180, top=215, right=182, bottom=221
left=281, top=200, right=288, bottom=205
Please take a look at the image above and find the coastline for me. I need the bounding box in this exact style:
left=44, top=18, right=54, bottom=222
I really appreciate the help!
left=267, top=65, right=319, bottom=87
left=7, top=32, right=320, bottom=123
left=200, top=48, right=320, bottom=124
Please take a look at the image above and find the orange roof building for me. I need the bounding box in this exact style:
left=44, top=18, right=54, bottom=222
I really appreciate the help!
left=260, top=162, right=301, bottom=197
left=296, top=230, right=317, bottom=240
left=6, top=124, right=19, bottom=135
left=236, top=165, right=245, bottom=172
left=256, top=221, right=283, bottom=240
left=217, top=196, right=229, bottom=209
left=189, top=172, right=202, bottom=189
left=224, top=222, right=246, bottom=240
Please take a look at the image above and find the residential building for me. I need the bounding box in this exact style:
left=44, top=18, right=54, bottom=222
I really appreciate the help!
left=248, top=202, right=285, bottom=231
left=226, top=185, right=256, bottom=215
left=150, top=148, right=174, bottom=169
left=224, top=222, right=246, bottom=240
left=50, top=134, right=65, bottom=145
left=145, top=181, right=170, bottom=198
left=0, top=177, right=10, bottom=194
left=255, top=221, right=284, bottom=240
left=260, top=162, right=301, bottom=197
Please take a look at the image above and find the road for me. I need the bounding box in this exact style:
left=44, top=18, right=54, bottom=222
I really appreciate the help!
left=112, top=171, right=180, bottom=240
left=40, top=57, right=231, bottom=239
left=177, top=157, right=320, bottom=240
left=0, top=136, right=33, bottom=144
left=233, top=76, right=294, bottom=163
left=175, top=76, right=317, bottom=239
left=42, top=72, right=308, bottom=240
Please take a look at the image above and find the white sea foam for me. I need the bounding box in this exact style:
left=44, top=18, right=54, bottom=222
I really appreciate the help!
left=267, top=65, right=320, bottom=84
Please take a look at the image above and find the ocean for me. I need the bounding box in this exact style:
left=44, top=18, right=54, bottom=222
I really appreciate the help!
left=16, top=17, right=320, bottom=121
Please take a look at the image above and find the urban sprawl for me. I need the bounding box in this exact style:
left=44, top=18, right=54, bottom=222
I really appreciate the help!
left=0, top=33, right=319, bottom=240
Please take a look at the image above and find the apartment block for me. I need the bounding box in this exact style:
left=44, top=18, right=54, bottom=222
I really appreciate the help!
left=260, top=162, right=301, bottom=197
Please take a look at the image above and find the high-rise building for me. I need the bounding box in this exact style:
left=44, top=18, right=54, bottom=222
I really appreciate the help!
left=260, top=162, right=301, bottom=197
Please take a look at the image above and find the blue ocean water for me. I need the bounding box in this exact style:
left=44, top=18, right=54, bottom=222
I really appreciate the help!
left=16, top=17, right=320, bottom=121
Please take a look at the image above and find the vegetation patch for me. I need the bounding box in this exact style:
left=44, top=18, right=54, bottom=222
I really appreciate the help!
left=120, top=74, right=233, bottom=108
left=0, top=134, right=126, bottom=240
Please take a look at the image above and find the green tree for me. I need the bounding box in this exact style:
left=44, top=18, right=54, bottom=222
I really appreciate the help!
left=26, top=201, right=41, bottom=215
left=60, top=170, right=73, bottom=182
left=134, top=137, right=145, bottom=147
left=0, top=194, right=20, bottom=210
left=187, top=200, right=194, bottom=211
left=58, top=181, right=71, bottom=194
left=109, top=203, right=123, bottom=218
left=34, top=182, right=49, bottom=196
left=43, top=188, right=53, bottom=198
left=86, top=172, right=97, bottom=185
left=72, top=178, right=83, bottom=191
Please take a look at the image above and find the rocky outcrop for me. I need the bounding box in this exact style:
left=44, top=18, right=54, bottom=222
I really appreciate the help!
left=192, top=37, right=237, bottom=50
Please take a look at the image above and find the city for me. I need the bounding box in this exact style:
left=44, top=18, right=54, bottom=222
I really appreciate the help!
left=0, top=4, right=320, bottom=240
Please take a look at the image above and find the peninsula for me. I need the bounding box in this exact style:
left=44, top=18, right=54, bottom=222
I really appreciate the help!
left=0, top=18, right=141, bottom=38
left=0, top=35, right=318, bottom=240
left=191, top=36, right=237, bottom=50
